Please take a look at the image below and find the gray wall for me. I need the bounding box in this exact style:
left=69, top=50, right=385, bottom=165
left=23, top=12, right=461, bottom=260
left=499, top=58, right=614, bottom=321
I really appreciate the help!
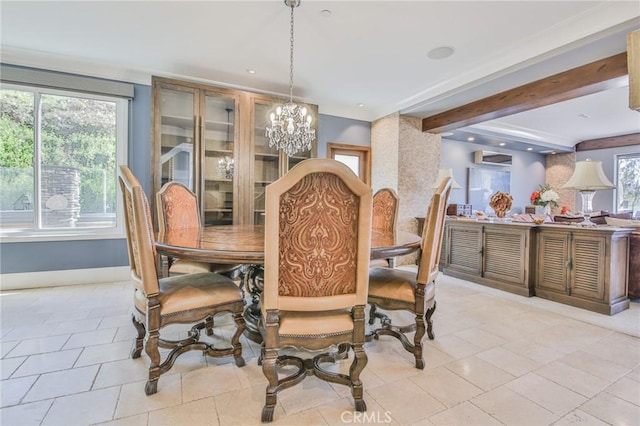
left=440, top=139, right=547, bottom=214
left=0, top=86, right=371, bottom=274
left=317, top=114, right=371, bottom=158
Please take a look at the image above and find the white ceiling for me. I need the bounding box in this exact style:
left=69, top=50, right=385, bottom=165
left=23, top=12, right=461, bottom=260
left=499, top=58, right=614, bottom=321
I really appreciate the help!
left=1, top=1, right=639, bottom=151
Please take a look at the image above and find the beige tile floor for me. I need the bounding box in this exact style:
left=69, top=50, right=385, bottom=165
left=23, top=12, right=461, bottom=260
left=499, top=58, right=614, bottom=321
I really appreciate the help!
left=1, top=272, right=639, bottom=426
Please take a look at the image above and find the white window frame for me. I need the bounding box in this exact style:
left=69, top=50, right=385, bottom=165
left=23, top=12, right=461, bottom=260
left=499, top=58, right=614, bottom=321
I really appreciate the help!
left=0, top=83, right=128, bottom=242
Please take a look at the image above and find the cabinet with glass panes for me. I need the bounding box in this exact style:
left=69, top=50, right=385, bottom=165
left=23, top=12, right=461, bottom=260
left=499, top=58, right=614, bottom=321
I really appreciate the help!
left=152, top=77, right=317, bottom=227
left=250, top=95, right=316, bottom=225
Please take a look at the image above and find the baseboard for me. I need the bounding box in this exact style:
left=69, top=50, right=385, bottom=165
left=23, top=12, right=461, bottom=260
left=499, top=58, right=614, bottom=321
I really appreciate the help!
left=0, top=266, right=130, bottom=291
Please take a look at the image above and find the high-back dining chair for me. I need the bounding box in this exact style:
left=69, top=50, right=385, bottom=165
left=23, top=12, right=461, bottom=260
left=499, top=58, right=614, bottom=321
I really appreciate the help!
left=156, top=181, right=241, bottom=278
left=370, top=187, right=399, bottom=268
left=258, top=158, right=372, bottom=422
left=119, top=165, right=245, bottom=395
left=367, top=177, right=452, bottom=369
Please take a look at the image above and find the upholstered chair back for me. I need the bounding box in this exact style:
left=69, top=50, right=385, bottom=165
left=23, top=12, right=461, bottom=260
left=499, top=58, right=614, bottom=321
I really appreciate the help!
left=156, top=181, right=201, bottom=231
left=263, top=158, right=372, bottom=313
left=118, top=165, right=159, bottom=297
left=416, top=177, right=452, bottom=286
left=372, top=188, right=399, bottom=233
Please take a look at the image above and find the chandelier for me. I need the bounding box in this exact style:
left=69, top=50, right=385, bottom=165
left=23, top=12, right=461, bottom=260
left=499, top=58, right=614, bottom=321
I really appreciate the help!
left=218, top=108, right=234, bottom=180
left=265, top=0, right=316, bottom=157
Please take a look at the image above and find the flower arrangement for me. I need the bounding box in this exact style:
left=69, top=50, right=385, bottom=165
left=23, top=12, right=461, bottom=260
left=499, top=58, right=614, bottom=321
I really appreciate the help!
left=530, top=184, right=559, bottom=209
left=489, top=191, right=513, bottom=218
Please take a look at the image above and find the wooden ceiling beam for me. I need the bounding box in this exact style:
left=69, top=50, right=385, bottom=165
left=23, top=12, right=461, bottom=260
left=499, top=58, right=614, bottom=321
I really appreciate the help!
left=575, top=132, right=640, bottom=151
left=422, top=52, right=629, bottom=133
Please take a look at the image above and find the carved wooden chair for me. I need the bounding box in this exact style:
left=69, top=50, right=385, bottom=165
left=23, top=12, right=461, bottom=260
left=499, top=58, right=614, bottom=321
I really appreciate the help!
left=119, top=165, right=245, bottom=395
left=156, top=181, right=242, bottom=278
left=370, top=188, right=400, bottom=268
left=258, top=158, right=372, bottom=422
left=367, top=177, right=452, bottom=369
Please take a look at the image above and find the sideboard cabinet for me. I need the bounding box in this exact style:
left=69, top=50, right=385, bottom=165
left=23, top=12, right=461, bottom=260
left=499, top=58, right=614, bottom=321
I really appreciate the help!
left=535, top=225, right=631, bottom=315
left=151, top=76, right=317, bottom=227
left=442, top=221, right=535, bottom=296
left=440, top=219, right=632, bottom=315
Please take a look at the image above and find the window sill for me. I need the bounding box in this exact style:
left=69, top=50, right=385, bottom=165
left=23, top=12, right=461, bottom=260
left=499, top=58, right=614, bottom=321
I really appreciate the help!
left=0, top=229, right=125, bottom=243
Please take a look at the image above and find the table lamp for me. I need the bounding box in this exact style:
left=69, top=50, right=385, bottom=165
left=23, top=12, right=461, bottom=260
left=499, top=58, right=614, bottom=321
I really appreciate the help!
left=433, top=168, right=462, bottom=189
left=561, top=159, right=616, bottom=226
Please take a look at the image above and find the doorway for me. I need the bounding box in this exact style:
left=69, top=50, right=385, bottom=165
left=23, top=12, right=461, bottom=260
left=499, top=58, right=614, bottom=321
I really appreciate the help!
left=327, top=143, right=371, bottom=186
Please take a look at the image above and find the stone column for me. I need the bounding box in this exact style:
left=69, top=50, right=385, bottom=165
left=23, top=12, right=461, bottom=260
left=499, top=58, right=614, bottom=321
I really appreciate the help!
left=547, top=152, right=576, bottom=213
left=372, top=113, right=441, bottom=265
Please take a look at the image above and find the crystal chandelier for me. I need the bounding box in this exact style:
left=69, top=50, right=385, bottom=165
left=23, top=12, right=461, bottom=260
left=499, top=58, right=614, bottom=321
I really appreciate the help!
left=218, top=108, right=234, bottom=180
left=265, top=0, right=316, bottom=157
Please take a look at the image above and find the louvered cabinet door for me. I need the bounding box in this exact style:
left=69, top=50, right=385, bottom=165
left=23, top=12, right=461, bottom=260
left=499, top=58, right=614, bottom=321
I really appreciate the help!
left=570, top=234, right=606, bottom=301
left=536, top=231, right=569, bottom=293
left=483, top=227, right=527, bottom=285
left=447, top=225, right=482, bottom=275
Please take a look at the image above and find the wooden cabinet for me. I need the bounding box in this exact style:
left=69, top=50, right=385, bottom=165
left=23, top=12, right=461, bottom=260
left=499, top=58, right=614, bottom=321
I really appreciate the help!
left=535, top=225, right=631, bottom=315
left=442, top=220, right=535, bottom=296
left=152, top=77, right=317, bottom=226
left=248, top=96, right=314, bottom=225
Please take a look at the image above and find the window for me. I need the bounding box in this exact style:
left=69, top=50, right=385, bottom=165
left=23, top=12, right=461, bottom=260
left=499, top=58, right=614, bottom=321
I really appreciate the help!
left=0, top=84, right=128, bottom=240
left=616, top=153, right=640, bottom=218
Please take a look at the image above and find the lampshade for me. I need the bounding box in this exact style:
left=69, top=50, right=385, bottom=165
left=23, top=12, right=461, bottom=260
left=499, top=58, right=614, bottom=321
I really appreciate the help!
left=561, top=160, right=616, bottom=190
left=433, top=168, right=462, bottom=189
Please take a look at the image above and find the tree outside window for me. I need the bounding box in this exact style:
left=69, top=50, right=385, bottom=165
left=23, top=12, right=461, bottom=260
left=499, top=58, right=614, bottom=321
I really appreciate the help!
left=616, top=153, right=640, bottom=219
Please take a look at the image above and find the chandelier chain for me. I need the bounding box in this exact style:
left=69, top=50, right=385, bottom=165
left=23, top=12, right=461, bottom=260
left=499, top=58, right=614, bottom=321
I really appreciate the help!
left=265, top=0, right=316, bottom=157
left=289, top=2, right=295, bottom=102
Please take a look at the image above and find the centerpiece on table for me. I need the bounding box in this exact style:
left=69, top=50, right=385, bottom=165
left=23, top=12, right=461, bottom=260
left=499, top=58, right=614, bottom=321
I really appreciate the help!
left=530, top=184, right=559, bottom=215
left=489, top=191, right=513, bottom=218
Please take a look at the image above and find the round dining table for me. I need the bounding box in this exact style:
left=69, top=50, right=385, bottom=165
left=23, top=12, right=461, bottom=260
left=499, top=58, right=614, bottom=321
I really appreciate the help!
left=156, top=224, right=421, bottom=342
left=156, top=224, right=421, bottom=264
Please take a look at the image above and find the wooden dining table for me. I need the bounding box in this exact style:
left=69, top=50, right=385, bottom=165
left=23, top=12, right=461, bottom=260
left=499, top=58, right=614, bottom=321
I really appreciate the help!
left=156, top=224, right=421, bottom=264
left=156, top=224, right=422, bottom=341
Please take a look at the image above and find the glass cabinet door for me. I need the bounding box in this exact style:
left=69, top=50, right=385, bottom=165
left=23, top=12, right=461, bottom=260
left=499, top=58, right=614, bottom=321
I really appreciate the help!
left=158, top=87, right=196, bottom=192
left=201, top=93, right=238, bottom=225
left=252, top=99, right=281, bottom=225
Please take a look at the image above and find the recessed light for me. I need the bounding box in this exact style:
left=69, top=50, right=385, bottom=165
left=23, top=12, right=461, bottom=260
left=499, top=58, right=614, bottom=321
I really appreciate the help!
left=578, top=113, right=590, bottom=119
left=320, top=9, right=332, bottom=17
left=499, top=142, right=506, bottom=146
left=527, top=147, right=533, bottom=151
left=357, top=103, right=365, bottom=107
left=427, top=46, right=455, bottom=60
left=441, top=132, right=454, bottom=137
left=467, top=136, right=475, bottom=141
left=246, top=68, right=256, bottom=74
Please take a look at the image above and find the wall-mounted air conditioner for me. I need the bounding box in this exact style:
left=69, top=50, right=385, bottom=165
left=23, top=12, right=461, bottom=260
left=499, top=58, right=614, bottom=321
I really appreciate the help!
left=474, top=150, right=512, bottom=166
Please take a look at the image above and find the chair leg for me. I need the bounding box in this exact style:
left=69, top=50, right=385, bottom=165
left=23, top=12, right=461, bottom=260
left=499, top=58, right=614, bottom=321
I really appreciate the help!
left=205, top=316, right=214, bottom=336
left=231, top=312, right=246, bottom=367
left=426, top=300, right=437, bottom=340
left=258, top=343, right=265, bottom=366
left=368, top=304, right=378, bottom=325
left=130, top=314, right=145, bottom=359
left=144, top=304, right=161, bottom=396
left=413, top=311, right=426, bottom=370
left=144, top=327, right=161, bottom=395
left=261, top=349, right=279, bottom=422
left=350, top=343, right=368, bottom=412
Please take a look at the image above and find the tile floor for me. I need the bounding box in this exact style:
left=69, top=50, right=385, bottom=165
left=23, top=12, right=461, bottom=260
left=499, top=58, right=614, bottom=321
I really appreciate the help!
left=1, top=272, right=639, bottom=426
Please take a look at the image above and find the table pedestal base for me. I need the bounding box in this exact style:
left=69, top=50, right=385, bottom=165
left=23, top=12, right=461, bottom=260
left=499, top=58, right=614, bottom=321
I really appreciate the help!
left=242, top=265, right=264, bottom=343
